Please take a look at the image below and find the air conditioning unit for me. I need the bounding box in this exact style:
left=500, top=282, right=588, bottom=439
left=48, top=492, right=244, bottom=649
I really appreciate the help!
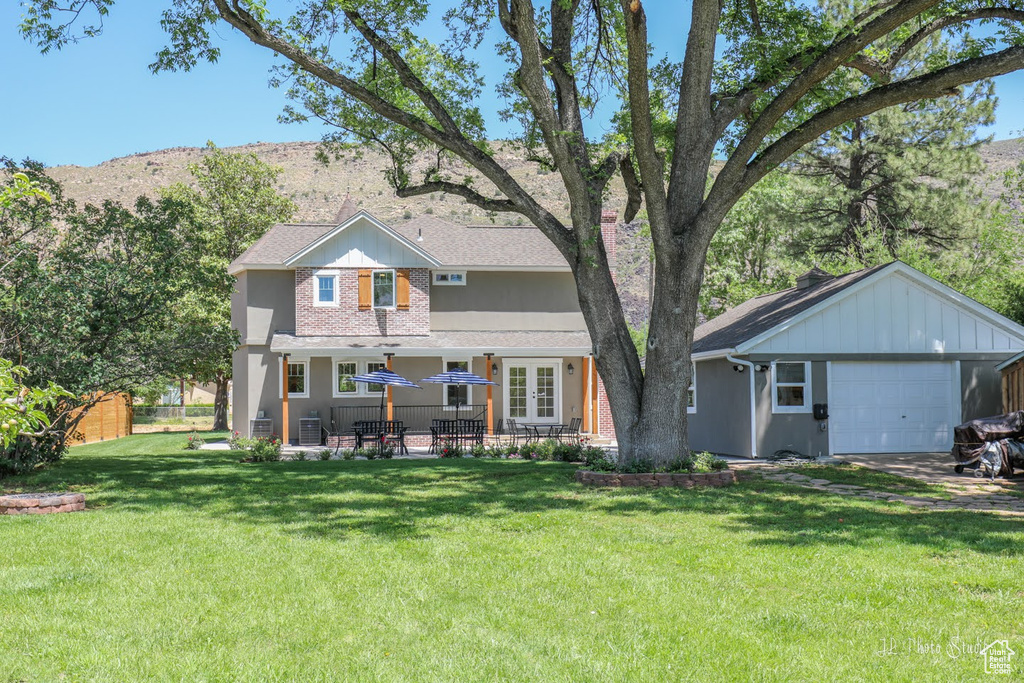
left=299, top=417, right=322, bottom=447
left=250, top=418, right=273, bottom=439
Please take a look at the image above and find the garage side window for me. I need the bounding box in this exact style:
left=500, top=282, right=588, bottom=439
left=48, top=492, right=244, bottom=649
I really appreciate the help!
left=772, top=361, right=811, bottom=413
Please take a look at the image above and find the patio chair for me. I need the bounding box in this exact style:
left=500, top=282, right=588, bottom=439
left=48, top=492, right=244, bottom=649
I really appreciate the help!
left=556, top=417, right=582, bottom=445
left=505, top=419, right=528, bottom=446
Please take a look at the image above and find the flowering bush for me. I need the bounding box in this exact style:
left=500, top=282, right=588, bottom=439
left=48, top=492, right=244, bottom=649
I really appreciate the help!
left=233, top=434, right=282, bottom=462
left=183, top=431, right=205, bottom=450
left=438, top=440, right=464, bottom=458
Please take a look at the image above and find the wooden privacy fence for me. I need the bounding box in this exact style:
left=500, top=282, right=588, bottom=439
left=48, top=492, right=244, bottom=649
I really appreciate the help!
left=67, top=393, right=133, bottom=445
left=1002, top=358, right=1024, bottom=414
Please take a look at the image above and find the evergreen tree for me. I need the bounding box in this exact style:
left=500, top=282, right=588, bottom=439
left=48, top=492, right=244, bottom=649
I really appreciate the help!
left=788, top=1, right=996, bottom=261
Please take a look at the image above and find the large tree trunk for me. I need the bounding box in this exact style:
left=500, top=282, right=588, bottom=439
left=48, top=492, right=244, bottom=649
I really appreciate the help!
left=572, top=212, right=706, bottom=467
left=212, top=371, right=229, bottom=431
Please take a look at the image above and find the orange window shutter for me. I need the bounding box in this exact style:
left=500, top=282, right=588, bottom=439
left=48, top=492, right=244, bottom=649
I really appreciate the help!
left=396, top=269, right=411, bottom=310
left=357, top=270, right=372, bottom=310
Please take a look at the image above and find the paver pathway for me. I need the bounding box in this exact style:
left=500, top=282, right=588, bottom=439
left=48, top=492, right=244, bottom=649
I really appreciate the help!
left=761, top=470, right=1024, bottom=515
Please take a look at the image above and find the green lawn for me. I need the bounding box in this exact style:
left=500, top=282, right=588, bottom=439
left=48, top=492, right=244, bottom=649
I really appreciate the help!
left=2, top=433, right=1023, bottom=681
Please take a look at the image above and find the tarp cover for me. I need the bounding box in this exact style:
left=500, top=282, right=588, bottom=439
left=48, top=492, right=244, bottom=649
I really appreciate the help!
left=952, top=411, right=1024, bottom=471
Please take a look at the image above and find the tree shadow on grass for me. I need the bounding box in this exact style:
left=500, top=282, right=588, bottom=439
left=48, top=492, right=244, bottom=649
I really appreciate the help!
left=7, top=446, right=1024, bottom=554
left=9, top=450, right=599, bottom=540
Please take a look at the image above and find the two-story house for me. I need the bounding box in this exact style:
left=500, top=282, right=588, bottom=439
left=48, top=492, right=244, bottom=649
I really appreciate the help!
left=229, top=197, right=616, bottom=444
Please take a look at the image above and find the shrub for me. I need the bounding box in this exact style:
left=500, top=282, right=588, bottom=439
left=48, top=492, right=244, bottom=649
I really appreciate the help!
left=183, top=431, right=205, bottom=450
left=317, top=448, right=333, bottom=461
left=341, top=448, right=356, bottom=461
left=438, top=440, right=464, bottom=458
left=485, top=443, right=517, bottom=458
left=582, top=446, right=616, bottom=472
left=292, top=450, right=306, bottom=461
left=693, top=451, right=728, bottom=472
left=0, top=431, right=68, bottom=478
left=234, top=435, right=282, bottom=462
left=469, top=444, right=487, bottom=458
left=586, top=450, right=728, bottom=474
left=355, top=440, right=395, bottom=460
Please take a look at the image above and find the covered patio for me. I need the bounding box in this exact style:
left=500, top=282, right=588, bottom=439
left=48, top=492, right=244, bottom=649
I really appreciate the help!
left=260, top=330, right=612, bottom=447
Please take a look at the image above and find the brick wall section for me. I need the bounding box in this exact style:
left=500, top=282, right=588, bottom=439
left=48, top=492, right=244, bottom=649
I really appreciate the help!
left=295, top=267, right=430, bottom=336
left=596, top=375, right=616, bottom=440
left=596, top=209, right=618, bottom=441
left=601, top=210, right=617, bottom=267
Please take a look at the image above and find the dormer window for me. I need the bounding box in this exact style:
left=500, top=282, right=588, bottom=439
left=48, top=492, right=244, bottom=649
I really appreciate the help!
left=433, top=271, right=466, bottom=286
left=372, top=269, right=396, bottom=308
left=313, top=270, right=338, bottom=307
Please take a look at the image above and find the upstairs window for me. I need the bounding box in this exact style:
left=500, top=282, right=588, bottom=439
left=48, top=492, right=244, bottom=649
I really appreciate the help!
left=433, top=271, right=466, bottom=286
left=372, top=270, right=395, bottom=308
left=314, top=271, right=337, bottom=306
left=772, top=361, right=811, bottom=413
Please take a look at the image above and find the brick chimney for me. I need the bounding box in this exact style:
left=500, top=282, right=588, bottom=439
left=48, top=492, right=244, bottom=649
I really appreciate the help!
left=795, top=267, right=834, bottom=290
left=333, top=193, right=358, bottom=224
left=600, top=209, right=618, bottom=266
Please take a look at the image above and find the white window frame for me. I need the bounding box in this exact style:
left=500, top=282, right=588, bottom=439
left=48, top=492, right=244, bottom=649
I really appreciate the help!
left=313, top=269, right=339, bottom=307
left=432, top=271, right=467, bottom=286
left=441, top=357, right=472, bottom=410
left=371, top=269, right=397, bottom=309
left=364, top=360, right=388, bottom=394
left=332, top=359, right=360, bottom=398
left=687, top=361, right=697, bottom=414
left=278, top=358, right=310, bottom=399
left=771, top=360, right=812, bottom=414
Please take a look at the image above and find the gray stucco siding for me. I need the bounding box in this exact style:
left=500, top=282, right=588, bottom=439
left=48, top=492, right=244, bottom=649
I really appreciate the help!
left=240, top=270, right=297, bottom=344
left=430, top=271, right=586, bottom=331
left=755, top=361, right=829, bottom=459
left=687, top=359, right=751, bottom=457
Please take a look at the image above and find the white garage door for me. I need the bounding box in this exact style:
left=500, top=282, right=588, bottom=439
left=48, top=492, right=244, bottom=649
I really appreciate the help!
left=830, top=362, right=957, bottom=454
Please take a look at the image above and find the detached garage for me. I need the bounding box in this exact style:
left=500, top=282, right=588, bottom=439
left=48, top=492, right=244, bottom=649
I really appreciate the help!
left=687, top=262, right=1024, bottom=458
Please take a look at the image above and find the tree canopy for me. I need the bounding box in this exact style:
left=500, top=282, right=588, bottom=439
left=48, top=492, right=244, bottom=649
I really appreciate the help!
left=162, top=142, right=296, bottom=430
left=20, top=0, right=1024, bottom=463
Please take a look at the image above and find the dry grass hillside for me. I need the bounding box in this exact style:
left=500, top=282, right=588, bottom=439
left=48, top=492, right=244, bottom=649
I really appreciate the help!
left=45, top=137, right=1023, bottom=327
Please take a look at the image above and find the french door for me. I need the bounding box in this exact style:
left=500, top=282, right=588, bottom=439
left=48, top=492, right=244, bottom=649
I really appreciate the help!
left=504, top=360, right=561, bottom=424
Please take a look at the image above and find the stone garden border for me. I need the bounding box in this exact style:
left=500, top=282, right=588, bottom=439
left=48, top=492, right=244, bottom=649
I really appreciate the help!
left=575, top=469, right=736, bottom=488
left=1, top=493, right=85, bottom=515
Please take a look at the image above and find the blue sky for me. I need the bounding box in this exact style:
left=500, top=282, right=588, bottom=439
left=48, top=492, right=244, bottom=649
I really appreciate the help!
left=0, top=2, right=1021, bottom=168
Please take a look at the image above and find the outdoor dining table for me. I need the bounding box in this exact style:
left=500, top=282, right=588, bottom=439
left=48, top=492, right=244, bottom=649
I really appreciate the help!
left=522, top=423, right=568, bottom=442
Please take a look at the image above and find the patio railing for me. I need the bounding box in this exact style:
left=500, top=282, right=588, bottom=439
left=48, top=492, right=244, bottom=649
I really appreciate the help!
left=329, top=404, right=488, bottom=435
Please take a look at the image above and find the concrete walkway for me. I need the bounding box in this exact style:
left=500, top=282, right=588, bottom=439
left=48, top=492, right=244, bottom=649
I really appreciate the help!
left=840, top=451, right=1024, bottom=488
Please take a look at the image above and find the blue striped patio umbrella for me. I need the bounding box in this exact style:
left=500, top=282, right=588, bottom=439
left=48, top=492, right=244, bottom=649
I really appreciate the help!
left=351, top=369, right=421, bottom=422
left=419, top=370, right=498, bottom=421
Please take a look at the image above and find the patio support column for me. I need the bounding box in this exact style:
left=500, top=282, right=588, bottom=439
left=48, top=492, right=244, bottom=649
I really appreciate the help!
left=582, top=357, right=591, bottom=433
left=385, top=354, right=395, bottom=421
left=590, top=359, right=599, bottom=435
left=484, top=353, right=494, bottom=436
left=281, top=353, right=290, bottom=445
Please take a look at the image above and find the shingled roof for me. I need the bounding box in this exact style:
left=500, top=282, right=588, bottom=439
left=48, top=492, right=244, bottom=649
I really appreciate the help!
left=692, top=263, right=890, bottom=354
left=229, top=209, right=570, bottom=273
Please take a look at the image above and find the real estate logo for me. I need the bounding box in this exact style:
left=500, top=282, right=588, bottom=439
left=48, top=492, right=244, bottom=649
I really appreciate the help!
left=981, top=640, right=1015, bottom=675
